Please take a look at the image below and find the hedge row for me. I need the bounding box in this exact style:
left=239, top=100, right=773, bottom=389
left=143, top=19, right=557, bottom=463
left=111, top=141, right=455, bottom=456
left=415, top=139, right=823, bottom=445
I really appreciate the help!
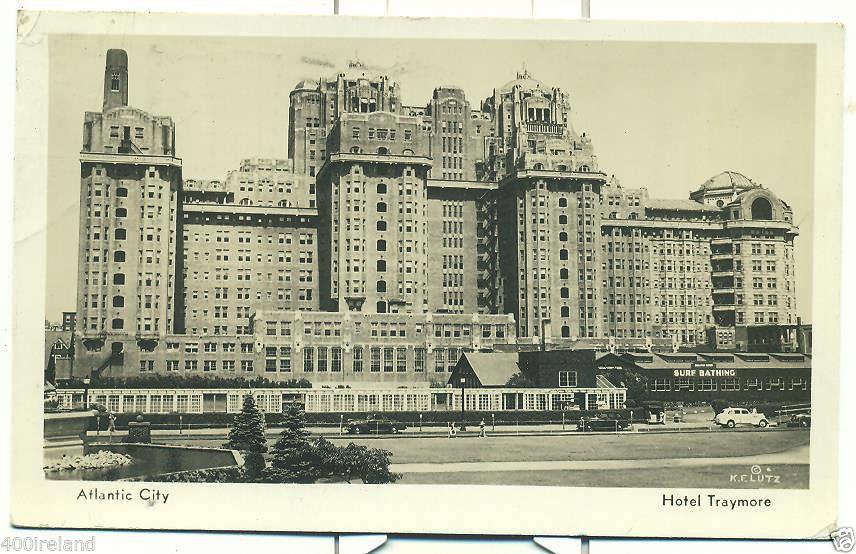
left=58, top=375, right=313, bottom=389
left=88, top=408, right=641, bottom=431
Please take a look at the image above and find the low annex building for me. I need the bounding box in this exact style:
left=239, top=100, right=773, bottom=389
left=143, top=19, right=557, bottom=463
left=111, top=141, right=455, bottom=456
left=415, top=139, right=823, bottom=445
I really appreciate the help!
left=595, top=351, right=811, bottom=402
left=449, top=349, right=626, bottom=411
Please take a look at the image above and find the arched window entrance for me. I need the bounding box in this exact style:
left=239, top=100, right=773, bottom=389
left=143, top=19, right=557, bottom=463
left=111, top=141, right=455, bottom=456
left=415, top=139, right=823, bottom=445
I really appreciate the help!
left=751, top=197, right=773, bottom=220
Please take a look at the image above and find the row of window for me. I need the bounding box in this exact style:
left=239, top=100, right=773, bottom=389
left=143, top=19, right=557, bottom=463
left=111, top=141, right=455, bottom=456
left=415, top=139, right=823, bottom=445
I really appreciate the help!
left=649, top=376, right=808, bottom=392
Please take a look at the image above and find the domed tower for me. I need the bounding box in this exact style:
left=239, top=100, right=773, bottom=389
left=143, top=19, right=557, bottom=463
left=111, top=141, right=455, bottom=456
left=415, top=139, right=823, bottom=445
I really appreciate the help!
left=694, top=171, right=800, bottom=342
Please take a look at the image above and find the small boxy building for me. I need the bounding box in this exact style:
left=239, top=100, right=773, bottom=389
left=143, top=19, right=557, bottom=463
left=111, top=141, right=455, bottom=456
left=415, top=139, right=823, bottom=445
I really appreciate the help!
left=595, top=351, right=811, bottom=403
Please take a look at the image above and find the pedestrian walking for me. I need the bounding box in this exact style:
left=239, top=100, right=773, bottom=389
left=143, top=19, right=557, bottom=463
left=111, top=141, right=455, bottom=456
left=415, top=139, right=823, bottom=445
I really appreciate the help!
left=479, top=418, right=486, bottom=438
left=107, top=411, right=116, bottom=443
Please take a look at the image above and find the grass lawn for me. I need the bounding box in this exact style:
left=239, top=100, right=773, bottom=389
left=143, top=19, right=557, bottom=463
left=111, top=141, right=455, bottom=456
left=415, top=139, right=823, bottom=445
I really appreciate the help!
left=164, top=429, right=809, bottom=464
left=398, top=464, right=810, bottom=488
left=319, top=429, right=809, bottom=464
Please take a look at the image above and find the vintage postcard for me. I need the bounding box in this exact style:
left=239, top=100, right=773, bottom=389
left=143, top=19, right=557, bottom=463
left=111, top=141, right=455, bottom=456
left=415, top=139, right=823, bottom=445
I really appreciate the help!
left=11, top=12, right=843, bottom=538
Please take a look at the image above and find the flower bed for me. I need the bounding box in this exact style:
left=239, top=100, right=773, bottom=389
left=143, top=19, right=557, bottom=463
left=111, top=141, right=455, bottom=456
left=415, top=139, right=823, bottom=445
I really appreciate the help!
left=44, top=450, right=133, bottom=472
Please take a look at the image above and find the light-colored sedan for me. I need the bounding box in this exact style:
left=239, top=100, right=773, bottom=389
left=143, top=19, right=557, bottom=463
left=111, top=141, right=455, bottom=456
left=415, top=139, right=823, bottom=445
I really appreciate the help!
left=714, top=407, right=770, bottom=428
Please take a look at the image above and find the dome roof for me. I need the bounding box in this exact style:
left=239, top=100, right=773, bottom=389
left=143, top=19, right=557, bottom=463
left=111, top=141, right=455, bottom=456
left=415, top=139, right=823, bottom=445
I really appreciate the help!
left=697, top=171, right=759, bottom=192
left=292, top=78, right=319, bottom=92
left=499, top=70, right=545, bottom=93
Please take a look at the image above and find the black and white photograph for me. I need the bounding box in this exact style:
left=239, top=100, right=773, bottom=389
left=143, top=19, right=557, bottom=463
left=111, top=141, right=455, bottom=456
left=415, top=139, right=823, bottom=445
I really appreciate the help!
left=11, top=12, right=843, bottom=539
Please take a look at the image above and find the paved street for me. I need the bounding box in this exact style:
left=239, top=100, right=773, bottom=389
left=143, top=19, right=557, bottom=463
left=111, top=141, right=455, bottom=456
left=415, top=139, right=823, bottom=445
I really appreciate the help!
left=115, top=424, right=810, bottom=488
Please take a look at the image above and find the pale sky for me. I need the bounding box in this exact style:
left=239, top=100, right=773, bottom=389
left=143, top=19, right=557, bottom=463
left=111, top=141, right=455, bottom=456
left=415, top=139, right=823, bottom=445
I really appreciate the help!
left=46, top=35, right=815, bottom=322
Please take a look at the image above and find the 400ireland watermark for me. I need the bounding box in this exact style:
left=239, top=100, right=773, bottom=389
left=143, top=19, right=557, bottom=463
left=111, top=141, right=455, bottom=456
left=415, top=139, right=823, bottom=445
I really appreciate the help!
left=832, top=527, right=855, bottom=552
left=730, top=464, right=782, bottom=485
left=0, top=536, right=95, bottom=552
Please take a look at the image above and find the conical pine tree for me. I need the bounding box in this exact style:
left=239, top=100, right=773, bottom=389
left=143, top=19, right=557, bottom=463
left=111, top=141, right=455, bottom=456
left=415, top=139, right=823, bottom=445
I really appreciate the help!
left=266, top=401, right=317, bottom=483
left=224, top=394, right=268, bottom=480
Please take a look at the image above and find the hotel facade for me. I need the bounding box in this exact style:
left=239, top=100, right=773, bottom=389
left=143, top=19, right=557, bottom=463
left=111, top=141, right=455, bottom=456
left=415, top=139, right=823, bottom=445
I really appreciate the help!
left=68, top=49, right=801, bottom=392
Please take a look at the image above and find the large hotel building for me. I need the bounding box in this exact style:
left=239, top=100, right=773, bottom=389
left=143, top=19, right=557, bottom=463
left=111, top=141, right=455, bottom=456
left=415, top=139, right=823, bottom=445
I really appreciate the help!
left=69, top=49, right=801, bottom=388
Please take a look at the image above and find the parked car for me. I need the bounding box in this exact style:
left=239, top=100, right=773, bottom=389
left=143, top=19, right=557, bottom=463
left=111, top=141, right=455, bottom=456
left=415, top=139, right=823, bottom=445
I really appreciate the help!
left=714, top=407, right=769, bottom=428
left=345, top=417, right=407, bottom=434
left=577, top=412, right=632, bottom=432
left=786, top=413, right=811, bottom=428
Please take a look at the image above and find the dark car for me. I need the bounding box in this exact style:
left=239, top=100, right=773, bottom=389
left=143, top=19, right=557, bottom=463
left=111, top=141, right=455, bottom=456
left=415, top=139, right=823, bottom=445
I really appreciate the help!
left=346, top=417, right=407, bottom=435
left=786, top=413, right=811, bottom=428
left=577, top=412, right=632, bottom=432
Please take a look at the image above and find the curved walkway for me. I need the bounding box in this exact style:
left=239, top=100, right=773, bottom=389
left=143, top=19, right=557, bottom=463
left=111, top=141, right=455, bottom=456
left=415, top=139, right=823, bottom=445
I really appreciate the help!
left=390, top=444, right=809, bottom=473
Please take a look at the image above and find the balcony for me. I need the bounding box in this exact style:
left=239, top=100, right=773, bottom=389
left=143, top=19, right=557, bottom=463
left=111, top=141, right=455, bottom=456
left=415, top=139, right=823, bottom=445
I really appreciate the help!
left=712, top=304, right=736, bottom=311
left=426, top=179, right=497, bottom=192
left=525, top=123, right=566, bottom=136
left=183, top=203, right=319, bottom=218
left=80, top=152, right=182, bottom=167
left=711, top=238, right=733, bottom=245
left=712, top=287, right=736, bottom=294
left=710, top=253, right=733, bottom=261
left=711, top=270, right=734, bottom=278
left=325, top=152, right=433, bottom=167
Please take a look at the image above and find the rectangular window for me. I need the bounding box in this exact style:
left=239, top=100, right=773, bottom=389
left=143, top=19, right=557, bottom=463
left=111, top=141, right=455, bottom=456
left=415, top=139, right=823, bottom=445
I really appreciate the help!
left=744, top=377, right=761, bottom=390
left=721, top=378, right=740, bottom=391
left=447, top=348, right=458, bottom=372
left=303, top=348, right=314, bottom=372
left=317, top=347, right=328, bottom=372
left=764, top=377, right=785, bottom=390
left=414, top=348, right=426, bottom=372
left=241, top=360, right=254, bottom=372
left=371, top=347, right=381, bottom=372
left=396, top=347, right=407, bottom=372
left=435, top=349, right=445, bottom=372
left=353, top=347, right=363, bottom=372
left=558, top=371, right=578, bottom=387
left=331, top=347, right=342, bottom=372
left=651, top=378, right=671, bottom=392
left=789, top=377, right=808, bottom=391
left=698, top=378, right=717, bottom=391
left=674, top=378, right=694, bottom=391
left=279, top=347, right=292, bottom=372
left=383, top=347, right=394, bottom=372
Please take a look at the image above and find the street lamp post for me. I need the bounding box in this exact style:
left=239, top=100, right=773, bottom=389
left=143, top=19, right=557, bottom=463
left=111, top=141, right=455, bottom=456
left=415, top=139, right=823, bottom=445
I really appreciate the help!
left=82, top=377, right=91, bottom=410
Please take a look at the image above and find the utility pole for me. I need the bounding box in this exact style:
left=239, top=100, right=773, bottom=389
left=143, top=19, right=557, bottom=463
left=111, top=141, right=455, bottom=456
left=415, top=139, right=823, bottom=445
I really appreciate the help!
left=460, top=376, right=466, bottom=419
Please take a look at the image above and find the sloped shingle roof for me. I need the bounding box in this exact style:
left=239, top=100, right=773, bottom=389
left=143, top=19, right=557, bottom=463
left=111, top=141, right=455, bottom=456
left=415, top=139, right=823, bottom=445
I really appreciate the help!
left=461, top=352, right=521, bottom=386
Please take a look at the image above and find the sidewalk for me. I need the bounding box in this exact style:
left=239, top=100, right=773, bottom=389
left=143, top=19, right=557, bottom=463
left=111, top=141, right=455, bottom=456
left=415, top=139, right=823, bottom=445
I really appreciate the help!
left=86, top=420, right=770, bottom=441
